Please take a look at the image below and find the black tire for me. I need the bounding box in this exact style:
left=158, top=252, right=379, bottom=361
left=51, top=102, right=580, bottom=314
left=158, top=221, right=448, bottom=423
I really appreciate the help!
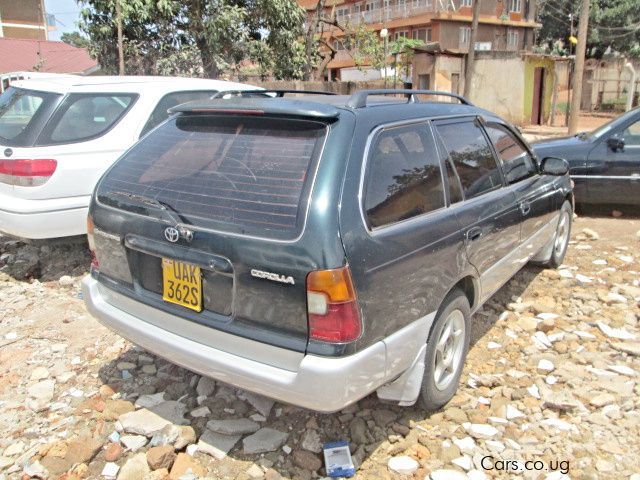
left=420, top=289, right=471, bottom=411
left=541, top=200, right=573, bottom=269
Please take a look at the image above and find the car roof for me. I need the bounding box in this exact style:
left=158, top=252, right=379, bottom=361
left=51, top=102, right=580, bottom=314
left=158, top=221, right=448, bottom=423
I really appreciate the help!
left=170, top=93, right=494, bottom=122
left=10, top=75, right=257, bottom=95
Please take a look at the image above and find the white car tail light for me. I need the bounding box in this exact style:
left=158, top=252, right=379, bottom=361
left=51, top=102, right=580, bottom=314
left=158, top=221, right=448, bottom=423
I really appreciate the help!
left=0, top=159, right=57, bottom=186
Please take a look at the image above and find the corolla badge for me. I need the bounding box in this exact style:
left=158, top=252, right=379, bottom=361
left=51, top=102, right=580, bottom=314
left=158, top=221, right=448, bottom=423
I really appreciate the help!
left=164, top=226, right=180, bottom=243
left=251, top=269, right=295, bottom=285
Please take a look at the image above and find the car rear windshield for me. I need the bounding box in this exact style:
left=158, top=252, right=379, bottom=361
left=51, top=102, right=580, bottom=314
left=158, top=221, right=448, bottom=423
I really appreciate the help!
left=97, top=114, right=327, bottom=239
left=0, top=87, right=61, bottom=146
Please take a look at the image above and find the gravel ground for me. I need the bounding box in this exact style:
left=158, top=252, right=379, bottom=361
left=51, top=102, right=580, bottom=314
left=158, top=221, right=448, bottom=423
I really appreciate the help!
left=0, top=214, right=639, bottom=480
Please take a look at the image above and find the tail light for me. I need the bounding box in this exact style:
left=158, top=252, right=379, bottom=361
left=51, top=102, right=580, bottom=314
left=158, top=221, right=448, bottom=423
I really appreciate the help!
left=306, top=266, right=361, bottom=343
left=0, top=159, right=57, bottom=186
left=87, top=215, right=99, bottom=269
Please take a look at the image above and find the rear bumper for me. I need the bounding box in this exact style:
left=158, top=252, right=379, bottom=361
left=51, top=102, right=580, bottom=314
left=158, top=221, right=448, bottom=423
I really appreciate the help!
left=0, top=193, right=90, bottom=239
left=82, top=276, right=424, bottom=412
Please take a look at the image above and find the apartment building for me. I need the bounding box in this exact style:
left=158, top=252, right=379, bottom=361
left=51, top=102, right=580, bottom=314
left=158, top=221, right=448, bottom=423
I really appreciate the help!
left=299, top=0, right=540, bottom=80
left=0, top=0, right=50, bottom=40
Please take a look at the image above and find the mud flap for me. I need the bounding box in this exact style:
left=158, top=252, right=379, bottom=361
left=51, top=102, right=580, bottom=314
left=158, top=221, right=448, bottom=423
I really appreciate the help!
left=376, top=344, right=427, bottom=406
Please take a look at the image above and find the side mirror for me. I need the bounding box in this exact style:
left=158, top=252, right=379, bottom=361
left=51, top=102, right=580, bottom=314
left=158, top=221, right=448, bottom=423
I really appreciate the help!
left=607, top=134, right=625, bottom=152
left=541, top=157, right=569, bottom=176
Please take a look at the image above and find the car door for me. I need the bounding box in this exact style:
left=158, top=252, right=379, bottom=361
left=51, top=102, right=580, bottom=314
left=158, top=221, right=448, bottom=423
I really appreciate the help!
left=586, top=114, right=640, bottom=205
left=433, top=117, right=521, bottom=304
left=483, top=122, right=557, bottom=245
left=339, top=120, right=467, bottom=351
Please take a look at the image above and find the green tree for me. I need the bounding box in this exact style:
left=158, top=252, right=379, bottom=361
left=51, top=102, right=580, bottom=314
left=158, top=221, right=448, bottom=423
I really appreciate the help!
left=349, top=24, right=387, bottom=75
left=390, top=36, right=424, bottom=80
left=61, top=31, right=92, bottom=49
left=537, top=0, right=640, bottom=58
left=77, top=0, right=309, bottom=78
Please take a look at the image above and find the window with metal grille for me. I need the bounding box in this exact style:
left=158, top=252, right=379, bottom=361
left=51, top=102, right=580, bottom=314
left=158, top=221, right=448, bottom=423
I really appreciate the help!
left=97, top=115, right=327, bottom=239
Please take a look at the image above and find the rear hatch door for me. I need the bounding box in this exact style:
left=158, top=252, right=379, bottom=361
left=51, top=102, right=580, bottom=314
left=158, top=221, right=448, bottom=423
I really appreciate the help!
left=92, top=112, right=331, bottom=354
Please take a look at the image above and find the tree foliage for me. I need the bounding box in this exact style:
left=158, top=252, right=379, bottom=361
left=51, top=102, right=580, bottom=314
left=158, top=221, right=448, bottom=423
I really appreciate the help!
left=77, top=0, right=308, bottom=78
left=537, top=0, right=640, bottom=58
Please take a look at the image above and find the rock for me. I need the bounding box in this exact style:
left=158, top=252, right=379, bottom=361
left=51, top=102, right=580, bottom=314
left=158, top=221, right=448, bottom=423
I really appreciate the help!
left=372, top=409, right=397, bottom=427
left=65, top=436, right=103, bottom=465
left=537, top=359, right=555, bottom=373
left=197, top=430, right=242, bottom=460
left=149, top=425, right=180, bottom=447
left=190, top=406, right=209, bottom=418
left=146, top=445, right=176, bottom=470
left=149, top=401, right=187, bottom=426
left=300, top=429, right=322, bottom=453
left=243, top=428, right=288, bottom=455
left=206, top=418, right=260, bottom=435
left=452, top=455, right=473, bottom=471
left=104, top=443, right=124, bottom=462
left=141, top=364, right=157, bottom=375
left=444, top=407, right=468, bottom=423
left=430, top=469, right=468, bottom=480
left=517, top=317, right=538, bottom=332
left=463, top=423, right=499, bottom=439
left=3, top=441, right=24, bottom=457
left=246, top=464, right=265, bottom=479
left=169, top=453, right=205, bottom=480
left=103, top=399, right=135, bottom=420
left=121, top=435, right=148, bottom=452
left=240, top=391, right=275, bottom=418
left=119, top=408, right=172, bottom=437
left=611, top=342, right=640, bottom=356
left=349, top=417, right=368, bottom=444
left=537, top=317, right=556, bottom=333
left=30, top=366, right=50, bottom=381
left=174, top=426, right=196, bottom=450
left=102, top=462, right=120, bottom=479
left=59, top=275, right=75, bottom=286
left=23, top=460, right=49, bottom=479
left=452, top=437, right=476, bottom=455
left=135, top=393, right=166, bottom=409
left=118, top=453, right=151, bottom=480
left=611, top=210, right=622, bottom=218
left=589, top=393, right=616, bottom=408
left=28, top=379, right=55, bottom=402
left=195, top=377, right=215, bottom=397
left=387, top=455, right=418, bottom=475
left=597, top=322, right=636, bottom=340
left=117, top=361, right=137, bottom=371
left=143, top=468, right=170, bottom=480
left=582, top=228, right=600, bottom=240
left=293, top=450, right=322, bottom=471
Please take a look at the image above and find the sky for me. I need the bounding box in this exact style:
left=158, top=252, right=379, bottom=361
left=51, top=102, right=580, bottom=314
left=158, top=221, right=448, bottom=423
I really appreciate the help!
left=44, top=0, right=82, bottom=41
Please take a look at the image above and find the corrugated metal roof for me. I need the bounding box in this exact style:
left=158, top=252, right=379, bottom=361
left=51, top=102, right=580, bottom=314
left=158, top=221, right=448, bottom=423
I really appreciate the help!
left=0, top=38, right=98, bottom=75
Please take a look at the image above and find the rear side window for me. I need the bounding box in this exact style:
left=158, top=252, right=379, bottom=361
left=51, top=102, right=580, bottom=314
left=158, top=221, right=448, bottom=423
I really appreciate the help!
left=97, top=115, right=326, bottom=239
left=38, top=93, right=136, bottom=144
left=364, top=124, right=444, bottom=229
left=0, top=87, right=61, bottom=146
left=435, top=120, right=502, bottom=200
left=485, top=123, right=537, bottom=184
left=140, top=90, right=217, bottom=137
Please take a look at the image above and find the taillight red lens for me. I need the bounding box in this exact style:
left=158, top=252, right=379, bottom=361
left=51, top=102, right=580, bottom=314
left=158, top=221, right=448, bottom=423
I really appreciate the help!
left=0, top=159, right=57, bottom=186
left=307, top=266, right=362, bottom=343
left=87, top=215, right=99, bottom=269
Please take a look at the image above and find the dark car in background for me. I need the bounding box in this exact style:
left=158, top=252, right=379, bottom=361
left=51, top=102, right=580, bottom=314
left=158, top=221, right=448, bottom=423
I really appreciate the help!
left=82, top=89, right=573, bottom=412
left=533, top=107, right=640, bottom=207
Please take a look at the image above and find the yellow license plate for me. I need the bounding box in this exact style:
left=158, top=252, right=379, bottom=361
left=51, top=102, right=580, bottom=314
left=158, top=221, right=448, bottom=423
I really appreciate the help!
left=162, top=258, right=202, bottom=312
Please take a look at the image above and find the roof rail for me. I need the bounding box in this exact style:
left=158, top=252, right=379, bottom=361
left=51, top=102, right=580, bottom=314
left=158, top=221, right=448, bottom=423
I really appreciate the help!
left=346, top=89, right=473, bottom=108
left=212, top=89, right=337, bottom=99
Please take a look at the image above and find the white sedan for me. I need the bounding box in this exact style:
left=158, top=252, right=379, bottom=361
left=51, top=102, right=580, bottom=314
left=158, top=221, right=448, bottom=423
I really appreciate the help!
left=0, top=75, right=256, bottom=239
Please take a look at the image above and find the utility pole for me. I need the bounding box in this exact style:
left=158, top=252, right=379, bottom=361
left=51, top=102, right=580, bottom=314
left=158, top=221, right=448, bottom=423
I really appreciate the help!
left=115, top=0, right=125, bottom=76
left=568, top=0, right=589, bottom=135
left=463, top=0, right=481, bottom=99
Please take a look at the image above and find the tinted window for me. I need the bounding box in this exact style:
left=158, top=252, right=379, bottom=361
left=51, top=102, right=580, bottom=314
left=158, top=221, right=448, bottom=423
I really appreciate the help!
left=39, top=93, right=135, bottom=144
left=435, top=120, right=502, bottom=199
left=0, top=87, right=60, bottom=146
left=97, top=115, right=326, bottom=240
left=622, top=119, right=640, bottom=146
left=140, top=90, right=217, bottom=137
left=485, top=124, right=537, bottom=183
left=364, top=124, right=444, bottom=228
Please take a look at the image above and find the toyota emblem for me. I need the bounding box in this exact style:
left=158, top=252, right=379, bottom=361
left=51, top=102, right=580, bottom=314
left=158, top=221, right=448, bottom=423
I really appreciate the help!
left=164, top=226, right=180, bottom=243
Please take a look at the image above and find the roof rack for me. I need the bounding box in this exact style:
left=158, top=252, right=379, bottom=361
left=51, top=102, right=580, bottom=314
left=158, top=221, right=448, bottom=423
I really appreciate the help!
left=346, top=89, right=472, bottom=108
left=212, top=89, right=337, bottom=99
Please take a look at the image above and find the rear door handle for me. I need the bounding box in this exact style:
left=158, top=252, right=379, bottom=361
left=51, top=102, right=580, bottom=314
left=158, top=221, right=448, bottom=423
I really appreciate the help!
left=466, top=227, right=483, bottom=241
left=519, top=201, right=531, bottom=215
